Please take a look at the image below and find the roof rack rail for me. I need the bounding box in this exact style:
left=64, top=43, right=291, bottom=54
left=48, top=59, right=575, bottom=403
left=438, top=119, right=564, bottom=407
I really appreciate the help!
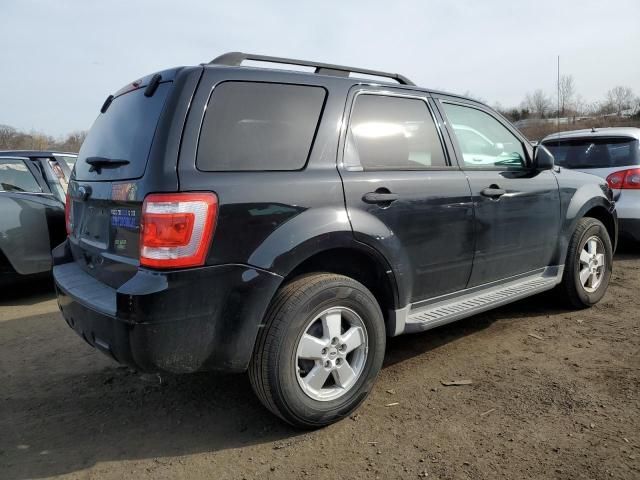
left=209, top=51, right=415, bottom=86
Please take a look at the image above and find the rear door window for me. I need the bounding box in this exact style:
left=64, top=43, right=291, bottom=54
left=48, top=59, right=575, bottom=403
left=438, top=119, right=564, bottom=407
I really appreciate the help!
left=542, top=137, right=640, bottom=168
left=345, top=94, right=447, bottom=170
left=196, top=82, right=326, bottom=171
left=0, top=159, right=42, bottom=193
left=75, top=83, right=172, bottom=181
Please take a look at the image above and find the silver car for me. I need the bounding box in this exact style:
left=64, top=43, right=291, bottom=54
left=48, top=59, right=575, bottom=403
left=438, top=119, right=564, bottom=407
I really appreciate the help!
left=541, top=127, right=640, bottom=243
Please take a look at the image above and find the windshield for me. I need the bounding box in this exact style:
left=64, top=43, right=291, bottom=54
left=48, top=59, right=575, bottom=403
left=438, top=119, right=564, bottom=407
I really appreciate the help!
left=542, top=137, right=640, bottom=169
left=0, top=159, right=41, bottom=193
left=75, top=82, right=171, bottom=181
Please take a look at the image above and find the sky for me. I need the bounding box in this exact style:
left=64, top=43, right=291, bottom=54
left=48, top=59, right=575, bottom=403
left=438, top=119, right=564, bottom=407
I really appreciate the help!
left=1, top=0, right=639, bottom=137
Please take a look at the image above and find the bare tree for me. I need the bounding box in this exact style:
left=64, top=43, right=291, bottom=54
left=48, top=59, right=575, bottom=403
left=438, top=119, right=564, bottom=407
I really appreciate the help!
left=633, top=96, right=640, bottom=116
left=59, top=131, right=87, bottom=152
left=523, top=89, right=552, bottom=118
left=30, top=132, right=52, bottom=150
left=606, top=86, right=635, bottom=115
left=559, top=75, right=575, bottom=115
left=0, top=125, right=18, bottom=149
left=572, top=94, right=587, bottom=117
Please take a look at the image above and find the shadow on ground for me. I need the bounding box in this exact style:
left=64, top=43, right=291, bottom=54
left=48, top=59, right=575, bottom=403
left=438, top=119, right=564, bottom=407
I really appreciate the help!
left=2, top=244, right=637, bottom=478
left=0, top=273, right=55, bottom=306
left=2, top=308, right=298, bottom=479
left=613, top=239, right=640, bottom=261
left=1, top=289, right=573, bottom=479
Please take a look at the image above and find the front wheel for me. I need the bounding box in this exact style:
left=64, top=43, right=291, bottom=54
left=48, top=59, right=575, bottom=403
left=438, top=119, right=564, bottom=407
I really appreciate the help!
left=249, top=273, right=386, bottom=428
left=559, top=217, right=613, bottom=308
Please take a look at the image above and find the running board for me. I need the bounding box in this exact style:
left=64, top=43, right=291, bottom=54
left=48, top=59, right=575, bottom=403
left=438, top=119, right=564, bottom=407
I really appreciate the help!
left=388, top=266, right=563, bottom=336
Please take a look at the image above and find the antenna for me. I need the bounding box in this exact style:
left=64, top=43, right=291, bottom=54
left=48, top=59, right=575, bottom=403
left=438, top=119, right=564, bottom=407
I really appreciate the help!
left=557, top=55, right=560, bottom=133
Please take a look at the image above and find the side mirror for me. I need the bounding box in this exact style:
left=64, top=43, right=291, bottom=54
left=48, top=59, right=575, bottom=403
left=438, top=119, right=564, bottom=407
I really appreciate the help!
left=532, top=145, right=555, bottom=171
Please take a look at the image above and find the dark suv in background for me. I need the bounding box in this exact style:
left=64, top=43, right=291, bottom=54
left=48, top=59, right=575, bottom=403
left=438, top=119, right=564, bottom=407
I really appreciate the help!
left=0, top=151, right=76, bottom=283
left=53, top=52, right=617, bottom=427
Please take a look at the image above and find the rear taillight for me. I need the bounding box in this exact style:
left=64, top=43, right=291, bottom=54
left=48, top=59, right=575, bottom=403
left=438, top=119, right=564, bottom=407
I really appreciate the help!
left=606, top=168, right=640, bottom=190
left=64, top=190, right=72, bottom=236
left=140, top=192, right=218, bottom=268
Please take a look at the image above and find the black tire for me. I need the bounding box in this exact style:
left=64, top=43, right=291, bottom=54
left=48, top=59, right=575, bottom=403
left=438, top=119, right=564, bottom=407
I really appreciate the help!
left=559, top=217, right=613, bottom=309
left=249, top=273, right=386, bottom=428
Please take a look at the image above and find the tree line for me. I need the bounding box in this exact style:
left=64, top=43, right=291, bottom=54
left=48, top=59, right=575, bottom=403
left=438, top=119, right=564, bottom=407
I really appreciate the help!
left=495, top=78, right=639, bottom=122
left=0, top=124, right=87, bottom=153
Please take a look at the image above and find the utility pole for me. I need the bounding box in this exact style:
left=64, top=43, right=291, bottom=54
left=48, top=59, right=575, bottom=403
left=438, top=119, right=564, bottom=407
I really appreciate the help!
left=557, top=55, right=560, bottom=132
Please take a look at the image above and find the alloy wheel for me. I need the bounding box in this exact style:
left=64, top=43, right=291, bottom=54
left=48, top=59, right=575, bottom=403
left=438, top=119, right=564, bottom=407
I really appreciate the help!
left=579, top=235, right=606, bottom=293
left=295, top=307, right=369, bottom=402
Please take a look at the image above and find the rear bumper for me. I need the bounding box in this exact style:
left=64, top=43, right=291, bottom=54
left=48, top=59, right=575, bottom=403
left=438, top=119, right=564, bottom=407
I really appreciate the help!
left=613, top=189, right=640, bottom=219
left=619, top=218, right=640, bottom=243
left=615, top=190, right=640, bottom=242
left=53, top=241, right=283, bottom=373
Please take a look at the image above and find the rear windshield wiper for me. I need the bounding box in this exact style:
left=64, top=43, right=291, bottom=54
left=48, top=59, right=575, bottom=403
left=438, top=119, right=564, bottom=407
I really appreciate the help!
left=86, top=156, right=130, bottom=173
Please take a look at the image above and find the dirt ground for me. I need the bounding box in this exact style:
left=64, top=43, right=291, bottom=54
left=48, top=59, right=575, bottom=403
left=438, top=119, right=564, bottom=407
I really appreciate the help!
left=1, top=247, right=639, bottom=480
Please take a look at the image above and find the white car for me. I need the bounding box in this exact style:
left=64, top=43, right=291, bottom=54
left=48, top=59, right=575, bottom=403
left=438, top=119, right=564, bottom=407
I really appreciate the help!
left=541, top=127, right=640, bottom=243
left=540, top=127, right=640, bottom=242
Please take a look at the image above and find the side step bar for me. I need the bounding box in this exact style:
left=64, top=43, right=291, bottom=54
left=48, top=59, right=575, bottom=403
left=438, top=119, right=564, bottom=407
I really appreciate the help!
left=389, top=266, right=564, bottom=336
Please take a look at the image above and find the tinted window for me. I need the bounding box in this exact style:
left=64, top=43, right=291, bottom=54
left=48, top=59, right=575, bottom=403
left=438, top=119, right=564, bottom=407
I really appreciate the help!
left=0, top=159, right=41, bottom=193
left=75, top=82, right=172, bottom=181
left=443, top=103, right=526, bottom=169
left=542, top=137, right=640, bottom=168
left=197, top=82, right=326, bottom=171
left=345, top=94, right=446, bottom=170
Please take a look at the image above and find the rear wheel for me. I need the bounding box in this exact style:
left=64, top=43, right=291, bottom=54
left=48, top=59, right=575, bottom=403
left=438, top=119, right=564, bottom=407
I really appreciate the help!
left=249, top=273, right=386, bottom=428
left=559, top=217, right=613, bottom=308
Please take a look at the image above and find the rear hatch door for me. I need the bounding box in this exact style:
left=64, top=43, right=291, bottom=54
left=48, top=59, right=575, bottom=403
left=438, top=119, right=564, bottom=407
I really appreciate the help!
left=68, top=72, right=178, bottom=288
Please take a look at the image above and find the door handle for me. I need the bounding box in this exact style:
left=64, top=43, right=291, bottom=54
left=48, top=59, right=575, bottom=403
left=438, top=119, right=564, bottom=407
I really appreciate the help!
left=362, top=192, right=399, bottom=205
left=481, top=186, right=507, bottom=199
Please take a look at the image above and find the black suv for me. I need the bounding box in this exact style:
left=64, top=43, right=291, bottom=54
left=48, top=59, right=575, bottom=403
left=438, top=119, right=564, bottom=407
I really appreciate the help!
left=54, top=52, right=617, bottom=428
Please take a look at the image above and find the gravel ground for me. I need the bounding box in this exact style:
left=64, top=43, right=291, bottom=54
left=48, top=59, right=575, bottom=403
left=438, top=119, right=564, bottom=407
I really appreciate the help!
left=1, top=247, right=639, bottom=480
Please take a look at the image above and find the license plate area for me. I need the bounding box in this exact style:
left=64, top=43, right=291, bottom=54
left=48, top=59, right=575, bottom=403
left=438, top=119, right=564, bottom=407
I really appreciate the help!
left=79, top=205, right=110, bottom=249
left=110, top=207, right=140, bottom=255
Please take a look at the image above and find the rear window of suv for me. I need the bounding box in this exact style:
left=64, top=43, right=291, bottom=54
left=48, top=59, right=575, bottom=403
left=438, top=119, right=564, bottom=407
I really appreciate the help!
left=196, top=82, right=326, bottom=171
left=75, top=82, right=172, bottom=181
left=542, top=137, right=640, bottom=169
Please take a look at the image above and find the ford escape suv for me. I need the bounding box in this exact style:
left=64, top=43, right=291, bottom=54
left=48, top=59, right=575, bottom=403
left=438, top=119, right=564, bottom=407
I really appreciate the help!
left=54, top=52, right=617, bottom=428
